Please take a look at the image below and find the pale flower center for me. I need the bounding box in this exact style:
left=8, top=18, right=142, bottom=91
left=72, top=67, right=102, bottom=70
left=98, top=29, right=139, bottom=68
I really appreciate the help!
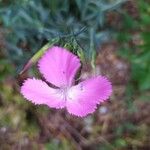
left=58, top=86, right=76, bottom=101
left=59, top=84, right=83, bottom=102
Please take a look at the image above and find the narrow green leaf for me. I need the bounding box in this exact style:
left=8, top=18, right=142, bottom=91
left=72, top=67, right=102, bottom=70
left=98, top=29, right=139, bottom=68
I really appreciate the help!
left=19, top=38, right=59, bottom=75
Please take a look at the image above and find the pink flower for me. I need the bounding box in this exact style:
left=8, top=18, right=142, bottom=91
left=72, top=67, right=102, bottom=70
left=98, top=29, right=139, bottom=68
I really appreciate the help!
left=21, top=46, right=112, bottom=117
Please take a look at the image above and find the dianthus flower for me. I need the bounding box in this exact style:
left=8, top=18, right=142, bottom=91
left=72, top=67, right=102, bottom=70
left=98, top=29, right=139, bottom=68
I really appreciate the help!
left=21, top=46, right=112, bottom=117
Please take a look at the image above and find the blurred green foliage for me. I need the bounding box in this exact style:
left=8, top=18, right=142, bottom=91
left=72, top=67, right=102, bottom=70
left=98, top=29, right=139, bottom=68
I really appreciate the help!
left=0, top=59, right=14, bottom=81
left=117, top=0, right=150, bottom=93
left=0, top=0, right=126, bottom=72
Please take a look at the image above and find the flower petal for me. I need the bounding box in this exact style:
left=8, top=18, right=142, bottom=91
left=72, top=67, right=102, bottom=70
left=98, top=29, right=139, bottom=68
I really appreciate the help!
left=66, top=76, right=112, bottom=117
left=38, top=46, right=81, bottom=87
left=21, top=78, right=66, bottom=108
